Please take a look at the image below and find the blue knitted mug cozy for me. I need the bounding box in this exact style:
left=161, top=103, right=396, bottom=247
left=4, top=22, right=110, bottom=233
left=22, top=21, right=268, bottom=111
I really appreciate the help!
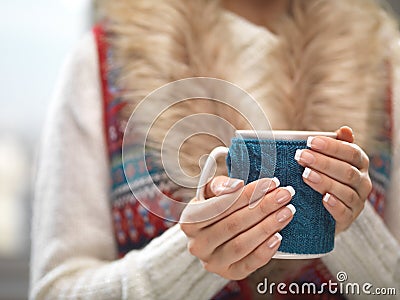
left=227, top=138, right=335, bottom=255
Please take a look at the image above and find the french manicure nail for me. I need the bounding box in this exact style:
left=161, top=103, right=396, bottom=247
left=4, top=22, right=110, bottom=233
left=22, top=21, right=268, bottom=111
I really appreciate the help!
left=229, top=179, right=243, bottom=189
left=323, top=193, right=337, bottom=207
left=307, top=137, right=326, bottom=151
left=275, top=186, right=296, bottom=203
left=282, top=186, right=296, bottom=197
left=302, top=167, right=311, bottom=179
left=294, top=149, right=315, bottom=164
left=302, top=167, right=322, bottom=183
left=272, top=177, right=281, bottom=188
left=323, top=193, right=330, bottom=203
left=267, top=232, right=282, bottom=249
left=275, top=191, right=289, bottom=204
left=286, top=204, right=296, bottom=215
left=213, top=178, right=243, bottom=194
left=261, top=177, right=280, bottom=194
left=294, top=149, right=303, bottom=161
left=307, top=137, right=314, bottom=148
left=250, top=178, right=282, bottom=208
left=277, top=204, right=296, bottom=222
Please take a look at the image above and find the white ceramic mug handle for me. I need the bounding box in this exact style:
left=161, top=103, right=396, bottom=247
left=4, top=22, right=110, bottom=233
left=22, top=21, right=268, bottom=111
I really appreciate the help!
left=196, top=146, right=229, bottom=202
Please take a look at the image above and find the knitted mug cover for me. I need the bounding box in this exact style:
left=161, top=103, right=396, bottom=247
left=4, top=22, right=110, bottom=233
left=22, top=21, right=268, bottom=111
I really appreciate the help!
left=227, top=138, right=335, bottom=255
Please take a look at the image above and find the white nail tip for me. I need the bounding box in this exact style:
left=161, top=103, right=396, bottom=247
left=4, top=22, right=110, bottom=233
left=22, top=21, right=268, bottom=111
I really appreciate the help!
left=307, top=136, right=314, bottom=148
left=294, top=149, right=303, bottom=161
left=213, top=186, right=225, bottom=193
left=274, top=232, right=283, bottom=241
left=230, top=179, right=243, bottom=189
left=286, top=204, right=296, bottom=215
left=272, top=177, right=281, bottom=187
left=323, top=193, right=331, bottom=203
left=302, top=167, right=311, bottom=179
left=282, top=186, right=296, bottom=197
left=268, top=232, right=283, bottom=248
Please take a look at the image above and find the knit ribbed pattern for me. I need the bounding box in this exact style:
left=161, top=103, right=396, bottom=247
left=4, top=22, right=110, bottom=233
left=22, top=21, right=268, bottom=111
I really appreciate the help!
left=227, top=138, right=335, bottom=255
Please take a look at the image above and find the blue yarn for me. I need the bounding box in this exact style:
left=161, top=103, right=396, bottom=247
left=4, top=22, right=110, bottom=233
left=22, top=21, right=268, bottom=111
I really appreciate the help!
left=227, top=138, right=335, bottom=255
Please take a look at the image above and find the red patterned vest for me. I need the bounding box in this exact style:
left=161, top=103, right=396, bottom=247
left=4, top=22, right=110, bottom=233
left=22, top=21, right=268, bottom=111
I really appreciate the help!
left=93, top=24, right=393, bottom=300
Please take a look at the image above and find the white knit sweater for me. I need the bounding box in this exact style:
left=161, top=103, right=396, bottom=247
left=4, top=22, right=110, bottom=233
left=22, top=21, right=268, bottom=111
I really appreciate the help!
left=30, top=13, right=400, bottom=300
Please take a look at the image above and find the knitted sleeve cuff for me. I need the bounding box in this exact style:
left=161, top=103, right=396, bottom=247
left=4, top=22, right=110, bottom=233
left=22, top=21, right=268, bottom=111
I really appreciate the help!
left=123, top=224, right=229, bottom=299
left=322, top=202, right=400, bottom=300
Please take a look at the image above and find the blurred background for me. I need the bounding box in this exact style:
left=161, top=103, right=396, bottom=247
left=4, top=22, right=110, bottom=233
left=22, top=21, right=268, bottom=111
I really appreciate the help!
left=0, top=0, right=92, bottom=299
left=0, top=1, right=399, bottom=299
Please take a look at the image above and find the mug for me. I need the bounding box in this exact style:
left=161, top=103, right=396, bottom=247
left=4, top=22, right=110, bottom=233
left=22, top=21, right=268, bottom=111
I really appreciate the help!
left=196, top=130, right=337, bottom=259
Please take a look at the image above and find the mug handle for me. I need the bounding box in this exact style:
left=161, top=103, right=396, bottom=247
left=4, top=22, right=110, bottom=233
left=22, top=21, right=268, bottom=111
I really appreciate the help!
left=196, top=146, right=229, bottom=202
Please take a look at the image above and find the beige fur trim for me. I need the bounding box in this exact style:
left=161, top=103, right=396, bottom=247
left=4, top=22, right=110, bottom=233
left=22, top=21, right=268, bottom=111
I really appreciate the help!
left=102, top=0, right=397, bottom=195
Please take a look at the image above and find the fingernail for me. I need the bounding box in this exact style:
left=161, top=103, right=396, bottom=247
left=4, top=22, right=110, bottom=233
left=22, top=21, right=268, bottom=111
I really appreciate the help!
left=283, top=186, right=296, bottom=196
left=294, top=149, right=302, bottom=161
left=267, top=232, right=282, bottom=248
left=286, top=204, right=296, bottom=214
left=277, top=204, right=296, bottom=222
left=272, top=177, right=280, bottom=188
left=261, top=177, right=280, bottom=194
left=294, top=149, right=315, bottom=164
left=302, top=167, right=322, bottom=183
left=307, top=137, right=326, bottom=151
left=212, top=178, right=243, bottom=194
left=275, top=190, right=290, bottom=204
left=323, top=193, right=337, bottom=207
left=307, top=136, right=314, bottom=148
left=249, top=178, right=280, bottom=209
left=275, top=186, right=296, bottom=203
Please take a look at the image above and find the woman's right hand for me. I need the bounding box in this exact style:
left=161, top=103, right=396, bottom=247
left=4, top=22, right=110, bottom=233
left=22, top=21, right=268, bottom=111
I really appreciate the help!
left=180, top=176, right=296, bottom=280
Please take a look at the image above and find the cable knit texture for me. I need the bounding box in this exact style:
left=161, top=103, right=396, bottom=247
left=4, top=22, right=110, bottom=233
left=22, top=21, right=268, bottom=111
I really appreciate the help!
left=227, top=139, right=335, bottom=255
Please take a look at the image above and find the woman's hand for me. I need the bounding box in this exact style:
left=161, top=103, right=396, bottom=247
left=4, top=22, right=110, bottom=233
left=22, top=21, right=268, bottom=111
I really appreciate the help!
left=180, top=177, right=296, bottom=280
left=295, top=126, right=372, bottom=234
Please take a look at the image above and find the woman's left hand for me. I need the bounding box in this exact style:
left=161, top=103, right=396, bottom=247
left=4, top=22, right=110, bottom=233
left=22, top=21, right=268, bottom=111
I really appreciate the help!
left=294, top=126, right=372, bottom=234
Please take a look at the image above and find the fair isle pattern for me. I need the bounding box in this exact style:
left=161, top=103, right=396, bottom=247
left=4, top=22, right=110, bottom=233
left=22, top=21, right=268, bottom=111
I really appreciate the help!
left=94, top=24, right=393, bottom=299
left=94, top=25, right=177, bottom=253
left=94, top=25, right=248, bottom=300
left=369, top=152, right=391, bottom=216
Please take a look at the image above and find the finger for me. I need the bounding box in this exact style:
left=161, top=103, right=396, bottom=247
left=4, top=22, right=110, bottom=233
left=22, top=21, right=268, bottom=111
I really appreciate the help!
left=306, top=136, right=368, bottom=170
left=295, top=149, right=364, bottom=191
left=207, top=204, right=295, bottom=269
left=204, top=176, right=244, bottom=199
left=336, top=126, right=354, bottom=143
left=191, top=187, right=294, bottom=259
left=181, top=177, right=280, bottom=226
left=302, top=167, right=366, bottom=210
left=226, top=233, right=282, bottom=280
left=322, top=193, right=355, bottom=233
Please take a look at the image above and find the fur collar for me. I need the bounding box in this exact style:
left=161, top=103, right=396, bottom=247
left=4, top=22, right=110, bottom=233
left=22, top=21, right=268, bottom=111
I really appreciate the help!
left=103, top=0, right=397, bottom=188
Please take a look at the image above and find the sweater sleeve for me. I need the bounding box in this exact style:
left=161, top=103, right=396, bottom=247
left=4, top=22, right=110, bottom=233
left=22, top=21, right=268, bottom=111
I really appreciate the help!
left=29, top=32, right=228, bottom=300
left=321, top=39, right=400, bottom=300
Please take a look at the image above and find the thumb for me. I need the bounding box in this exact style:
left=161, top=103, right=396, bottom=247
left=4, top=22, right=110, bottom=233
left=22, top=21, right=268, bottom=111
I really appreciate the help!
left=204, top=176, right=244, bottom=199
left=336, top=126, right=354, bottom=143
